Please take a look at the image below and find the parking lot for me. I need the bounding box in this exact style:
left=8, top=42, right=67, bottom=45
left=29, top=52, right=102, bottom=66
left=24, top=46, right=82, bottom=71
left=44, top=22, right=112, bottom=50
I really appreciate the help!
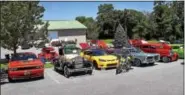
left=1, top=59, right=184, bottom=95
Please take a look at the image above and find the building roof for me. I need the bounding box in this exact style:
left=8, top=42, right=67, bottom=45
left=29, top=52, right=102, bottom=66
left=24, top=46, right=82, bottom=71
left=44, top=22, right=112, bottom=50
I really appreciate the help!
left=44, top=20, right=87, bottom=30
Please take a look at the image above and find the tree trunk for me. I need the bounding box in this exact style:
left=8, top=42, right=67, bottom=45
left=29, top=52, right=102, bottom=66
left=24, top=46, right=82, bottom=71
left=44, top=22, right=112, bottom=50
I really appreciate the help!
left=13, top=45, right=17, bottom=55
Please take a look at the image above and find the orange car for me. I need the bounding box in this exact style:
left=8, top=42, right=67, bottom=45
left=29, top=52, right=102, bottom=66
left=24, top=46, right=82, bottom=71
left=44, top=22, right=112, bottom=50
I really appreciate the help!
left=8, top=52, right=44, bottom=82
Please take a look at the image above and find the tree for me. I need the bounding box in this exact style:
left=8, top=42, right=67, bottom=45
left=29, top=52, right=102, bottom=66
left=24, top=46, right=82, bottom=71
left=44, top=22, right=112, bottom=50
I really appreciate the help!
left=76, top=16, right=99, bottom=39
left=113, top=24, right=130, bottom=48
left=0, top=2, right=48, bottom=54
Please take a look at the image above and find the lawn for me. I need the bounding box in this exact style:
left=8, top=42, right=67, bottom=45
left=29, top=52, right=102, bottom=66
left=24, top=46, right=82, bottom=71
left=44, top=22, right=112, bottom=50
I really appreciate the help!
left=0, top=63, right=8, bottom=69
left=44, top=63, right=54, bottom=68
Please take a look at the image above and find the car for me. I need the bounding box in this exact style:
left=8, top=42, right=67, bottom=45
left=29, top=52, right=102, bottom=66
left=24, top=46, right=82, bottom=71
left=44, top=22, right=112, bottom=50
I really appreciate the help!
left=54, top=43, right=93, bottom=78
left=8, top=52, right=44, bottom=82
left=38, top=47, right=58, bottom=63
left=170, top=44, right=184, bottom=59
left=80, top=49, right=119, bottom=69
left=129, top=39, right=179, bottom=63
left=112, top=47, right=160, bottom=66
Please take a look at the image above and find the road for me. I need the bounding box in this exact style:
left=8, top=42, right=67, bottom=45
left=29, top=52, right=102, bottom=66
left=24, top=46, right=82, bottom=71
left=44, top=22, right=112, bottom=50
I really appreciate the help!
left=1, top=60, right=184, bottom=95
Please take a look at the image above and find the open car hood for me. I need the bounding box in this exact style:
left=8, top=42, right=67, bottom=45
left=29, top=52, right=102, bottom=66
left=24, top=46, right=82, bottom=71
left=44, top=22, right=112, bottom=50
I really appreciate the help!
left=79, top=43, right=90, bottom=50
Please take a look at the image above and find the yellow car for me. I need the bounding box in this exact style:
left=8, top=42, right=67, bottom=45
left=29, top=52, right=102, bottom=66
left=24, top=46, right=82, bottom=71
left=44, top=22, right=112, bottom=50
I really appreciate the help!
left=80, top=49, right=119, bottom=69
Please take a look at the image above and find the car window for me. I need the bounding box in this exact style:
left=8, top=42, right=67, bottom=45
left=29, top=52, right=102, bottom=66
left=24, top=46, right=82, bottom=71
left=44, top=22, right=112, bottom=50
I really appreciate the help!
left=64, top=48, right=80, bottom=54
left=92, top=50, right=106, bottom=56
left=11, top=53, right=37, bottom=61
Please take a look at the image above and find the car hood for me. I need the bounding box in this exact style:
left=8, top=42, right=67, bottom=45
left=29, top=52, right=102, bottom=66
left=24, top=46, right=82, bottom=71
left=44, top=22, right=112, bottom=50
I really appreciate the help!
left=94, top=55, right=117, bottom=60
left=8, top=59, right=43, bottom=68
left=131, top=52, right=159, bottom=57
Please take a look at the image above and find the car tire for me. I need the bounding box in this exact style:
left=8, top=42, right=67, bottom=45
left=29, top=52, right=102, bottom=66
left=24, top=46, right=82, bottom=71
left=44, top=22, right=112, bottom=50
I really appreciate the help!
left=54, top=65, right=58, bottom=72
left=162, top=57, right=170, bottom=63
left=87, top=70, right=93, bottom=75
left=64, top=66, right=70, bottom=78
left=134, top=59, right=141, bottom=67
left=93, top=61, right=99, bottom=70
left=149, top=62, right=154, bottom=65
left=8, top=77, right=14, bottom=82
left=40, top=75, right=44, bottom=79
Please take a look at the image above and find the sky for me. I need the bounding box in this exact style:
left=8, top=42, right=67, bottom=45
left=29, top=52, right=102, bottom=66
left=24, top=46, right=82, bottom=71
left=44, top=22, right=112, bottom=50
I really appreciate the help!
left=40, top=2, right=154, bottom=20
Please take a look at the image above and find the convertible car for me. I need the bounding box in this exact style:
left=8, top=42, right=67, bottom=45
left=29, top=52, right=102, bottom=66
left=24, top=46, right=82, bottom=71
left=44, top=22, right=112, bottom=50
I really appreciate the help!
left=80, top=49, right=119, bottom=69
left=8, top=52, right=44, bottom=82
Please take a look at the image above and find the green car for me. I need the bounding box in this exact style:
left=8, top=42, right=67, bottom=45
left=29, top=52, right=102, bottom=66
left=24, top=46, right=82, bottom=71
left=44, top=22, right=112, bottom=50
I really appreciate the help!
left=170, top=44, right=184, bottom=59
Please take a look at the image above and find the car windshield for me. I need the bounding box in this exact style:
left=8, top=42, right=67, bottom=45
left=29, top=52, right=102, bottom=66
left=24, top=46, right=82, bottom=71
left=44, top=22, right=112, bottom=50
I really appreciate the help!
left=92, top=50, right=107, bottom=56
left=64, top=48, right=80, bottom=54
left=11, top=53, right=37, bottom=61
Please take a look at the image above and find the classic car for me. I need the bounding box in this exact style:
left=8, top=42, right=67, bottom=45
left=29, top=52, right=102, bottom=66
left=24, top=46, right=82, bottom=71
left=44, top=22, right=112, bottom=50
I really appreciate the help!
left=170, top=44, right=184, bottom=59
left=120, top=47, right=160, bottom=66
left=54, top=43, right=93, bottom=78
left=8, top=52, right=44, bottom=82
left=129, top=39, right=178, bottom=63
left=38, top=47, right=58, bottom=63
left=80, top=49, right=119, bottom=69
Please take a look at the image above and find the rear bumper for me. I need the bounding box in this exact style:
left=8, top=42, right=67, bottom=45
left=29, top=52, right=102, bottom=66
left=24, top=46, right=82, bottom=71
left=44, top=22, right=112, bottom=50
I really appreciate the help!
left=8, top=69, right=44, bottom=80
left=68, top=67, right=93, bottom=73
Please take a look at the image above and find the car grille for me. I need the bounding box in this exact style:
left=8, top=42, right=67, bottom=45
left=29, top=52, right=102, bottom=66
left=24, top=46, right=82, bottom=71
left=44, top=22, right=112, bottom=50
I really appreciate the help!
left=147, top=57, right=154, bottom=61
left=17, top=66, right=38, bottom=70
left=107, top=59, right=116, bottom=61
left=107, top=63, right=117, bottom=67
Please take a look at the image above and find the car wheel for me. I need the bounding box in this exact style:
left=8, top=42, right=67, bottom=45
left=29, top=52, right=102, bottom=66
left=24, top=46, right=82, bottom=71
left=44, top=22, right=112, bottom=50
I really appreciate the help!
left=54, top=65, right=58, bottom=72
left=8, top=77, right=14, bottom=82
left=134, top=59, right=141, bottom=67
left=149, top=62, right=154, bottom=65
left=93, top=61, right=99, bottom=70
left=87, top=70, right=93, bottom=75
left=162, top=57, right=170, bottom=63
left=64, top=66, right=70, bottom=78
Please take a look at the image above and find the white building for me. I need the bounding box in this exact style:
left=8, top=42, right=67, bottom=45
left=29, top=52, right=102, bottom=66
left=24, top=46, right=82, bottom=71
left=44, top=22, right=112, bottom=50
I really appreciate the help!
left=47, top=20, right=87, bottom=46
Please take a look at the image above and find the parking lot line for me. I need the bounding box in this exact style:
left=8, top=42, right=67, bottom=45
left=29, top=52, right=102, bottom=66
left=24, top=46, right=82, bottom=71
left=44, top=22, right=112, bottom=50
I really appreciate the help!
left=45, top=70, right=60, bottom=84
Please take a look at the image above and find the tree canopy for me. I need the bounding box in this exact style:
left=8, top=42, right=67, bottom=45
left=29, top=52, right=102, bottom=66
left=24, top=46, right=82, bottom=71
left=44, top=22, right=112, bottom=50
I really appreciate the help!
left=0, top=2, right=49, bottom=54
left=76, top=1, right=184, bottom=42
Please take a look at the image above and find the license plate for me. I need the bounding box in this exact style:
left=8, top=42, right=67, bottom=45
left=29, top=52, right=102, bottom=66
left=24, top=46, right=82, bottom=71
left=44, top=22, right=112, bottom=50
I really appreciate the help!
left=24, top=71, right=31, bottom=76
left=75, top=64, right=83, bottom=68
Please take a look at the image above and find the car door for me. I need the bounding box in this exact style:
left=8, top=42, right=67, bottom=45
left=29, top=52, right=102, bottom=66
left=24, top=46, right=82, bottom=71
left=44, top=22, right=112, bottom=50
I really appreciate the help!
left=150, top=46, right=156, bottom=53
left=141, top=45, right=150, bottom=53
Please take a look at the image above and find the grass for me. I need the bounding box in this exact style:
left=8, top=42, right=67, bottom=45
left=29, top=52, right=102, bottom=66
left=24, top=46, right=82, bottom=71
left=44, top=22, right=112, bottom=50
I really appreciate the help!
left=0, top=63, right=8, bottom=69
left=44, top=63, right=54, bottom=68
left=103, top=39, right=113, bottom=44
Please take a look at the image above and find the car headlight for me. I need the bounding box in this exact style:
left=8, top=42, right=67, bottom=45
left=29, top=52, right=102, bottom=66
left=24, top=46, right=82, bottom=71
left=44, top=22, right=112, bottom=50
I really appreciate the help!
left=9, top=68, right=17, bottom=71
left=99, top=59, right=106, bottom=62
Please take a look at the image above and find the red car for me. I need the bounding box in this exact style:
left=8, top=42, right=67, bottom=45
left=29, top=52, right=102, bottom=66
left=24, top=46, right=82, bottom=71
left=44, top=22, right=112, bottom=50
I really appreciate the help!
left=8, top=52, right=44, bottom=82
left=38, top=47, right=58, bottom=62
left=129, top=39, right=178, bottom=63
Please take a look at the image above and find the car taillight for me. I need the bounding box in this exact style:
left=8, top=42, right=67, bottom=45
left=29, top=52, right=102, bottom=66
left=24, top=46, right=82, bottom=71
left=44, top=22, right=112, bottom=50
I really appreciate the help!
left=9, top=68, right=17, bottom=71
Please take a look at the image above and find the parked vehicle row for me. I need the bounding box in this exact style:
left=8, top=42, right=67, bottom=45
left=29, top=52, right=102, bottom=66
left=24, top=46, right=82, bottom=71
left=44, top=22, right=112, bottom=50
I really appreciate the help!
left=2, top=39, right=182, bottom=82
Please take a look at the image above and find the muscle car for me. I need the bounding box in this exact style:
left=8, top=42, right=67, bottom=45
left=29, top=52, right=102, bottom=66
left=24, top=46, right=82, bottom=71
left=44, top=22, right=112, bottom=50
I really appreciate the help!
left=124, top=47, right=160, bottom=66
left=8, top=52, right=44, bottom=82
left=80, top=49, right=119, bottom=69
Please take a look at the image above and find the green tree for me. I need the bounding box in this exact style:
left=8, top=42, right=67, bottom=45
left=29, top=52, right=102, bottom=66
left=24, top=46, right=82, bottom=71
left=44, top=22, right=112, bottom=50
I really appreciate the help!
left=76, top=16, right=99, bottom=39
left=0, top=2, right=48, bottom=54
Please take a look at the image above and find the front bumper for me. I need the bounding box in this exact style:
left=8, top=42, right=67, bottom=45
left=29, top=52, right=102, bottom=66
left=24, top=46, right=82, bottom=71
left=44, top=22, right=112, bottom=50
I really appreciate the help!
left=98, top=61, right=118, bottom=69
left=68, top=67, right=93, bottom=73
left=8, top=69, right=44, bottom=80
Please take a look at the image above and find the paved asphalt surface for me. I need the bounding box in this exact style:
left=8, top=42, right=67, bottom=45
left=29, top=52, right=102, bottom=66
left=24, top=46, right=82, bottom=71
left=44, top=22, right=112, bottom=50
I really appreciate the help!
left=1, top=59, right=184, bottom=95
